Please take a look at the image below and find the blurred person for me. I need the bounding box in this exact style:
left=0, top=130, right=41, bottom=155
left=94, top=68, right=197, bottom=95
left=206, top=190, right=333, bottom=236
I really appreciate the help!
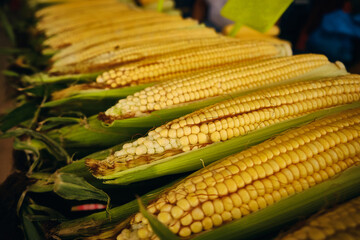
left=192, top=0, right=233, bottom=31
left=280, top=0, right=360, bottom=69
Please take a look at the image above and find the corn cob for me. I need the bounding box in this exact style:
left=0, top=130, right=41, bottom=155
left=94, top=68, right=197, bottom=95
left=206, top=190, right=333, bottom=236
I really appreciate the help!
left=93, top=39, right=291, bottom=88
left=277, top=196, right=360, bottom=240
left=37, top=1, right=132, bottom=24
left=116, top=106, right=360, bottom=240
left=102, top=54, right=330, bottom=121
left=37, top=3, right=125, bottom=27
left=44, top=17, right=197, bottom=50
left=37, top=4, right=134, bottom=34
left=51, top=27, right=217, bottom=63
left=50, top=37, right=241, bottom=74
left=50, top=37, right=233, bottom=74
left=47, top=16, right=194, bottom=47
left=39, top=9, right=145, bottom=38
left=85, top=37, right=271, bottom=67
left=87, top=74, right=360, bottom=178
left=43, top=62, right=346, bottom=124
left=40, top=9, right=173, bottom=38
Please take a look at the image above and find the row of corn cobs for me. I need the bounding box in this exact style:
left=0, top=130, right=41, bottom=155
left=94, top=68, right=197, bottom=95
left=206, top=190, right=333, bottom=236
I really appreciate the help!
left=2, top=0, right=360, bottom=239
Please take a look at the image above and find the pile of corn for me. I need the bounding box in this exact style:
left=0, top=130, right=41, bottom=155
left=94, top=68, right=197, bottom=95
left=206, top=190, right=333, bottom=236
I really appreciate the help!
left=1, top=0, right=359, bottom=240
left=36, top=0, right=290, bottom=78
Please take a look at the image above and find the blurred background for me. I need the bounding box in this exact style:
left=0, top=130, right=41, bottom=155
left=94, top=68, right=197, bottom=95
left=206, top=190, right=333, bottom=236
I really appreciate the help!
left=1, top=0, right=360, bottom=183
left=179, top=0, right=360, bottom=72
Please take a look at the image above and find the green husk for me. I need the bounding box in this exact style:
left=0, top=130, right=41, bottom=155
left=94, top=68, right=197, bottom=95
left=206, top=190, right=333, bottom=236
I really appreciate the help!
left=58, top=143, right=126, bottom=178
left=45, top=63, right=347, bottom=149
left=1, top=128, right=70, bottom=164
left=21, top=72, right=103, bottom=98
left=21, top=204, right=46, bottom=240
left=192, top=164, right=360, bottom=240
left=41, top=83, right=156, bottom=115
left=53, top=172, right=110, bottom=203
left=27, top=202, right=66, bottom=221
left=37, top=117, right=82, bottom=131
left=25, top=162, right=178, bottom=212
left=13, top=138, right=41, bottom=174
left=51, top=181, right=174, bottom=239
left=27, top=178, right=54, bottom=193
left=97, top=102, right=360, bottom=184
left=0, top=100, right=40, bottom=132
left=46, top=115, right=149, bottom=151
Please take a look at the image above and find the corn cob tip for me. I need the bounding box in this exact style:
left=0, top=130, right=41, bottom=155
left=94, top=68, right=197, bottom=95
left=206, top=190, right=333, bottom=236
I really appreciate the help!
left=85, top=158, right=113, bottom=177
left=85, top=158, right=100, bottom=171
left=86, top=157, right=133, bottom=177
left=277, top=42, right=292, bottom=57
left=98, top=111, right=135, bottom=124
left=86, top=139, right=185, bottom=177
left=335, top=61, right=346, bottom=70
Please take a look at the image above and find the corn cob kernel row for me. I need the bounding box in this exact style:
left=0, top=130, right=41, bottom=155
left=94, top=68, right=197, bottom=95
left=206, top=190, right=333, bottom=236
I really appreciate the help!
left=95, top=40, right=291, bottom=88
left=45, top=13, right=183, bottom=42
left=87, top=75, right=360, bottom=177
left=103, top=54, right=330, bottom=120
left=45, top=15, right=193, bottom=50
left=54, top=37, right=244, bottom=74
left=116, top=107, right=360, bottom=240
left=51, top=27, right=217, bottom=62
left=84, top=37, right=263, bottom=67
left=50, top=37, right=233, bottom=74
